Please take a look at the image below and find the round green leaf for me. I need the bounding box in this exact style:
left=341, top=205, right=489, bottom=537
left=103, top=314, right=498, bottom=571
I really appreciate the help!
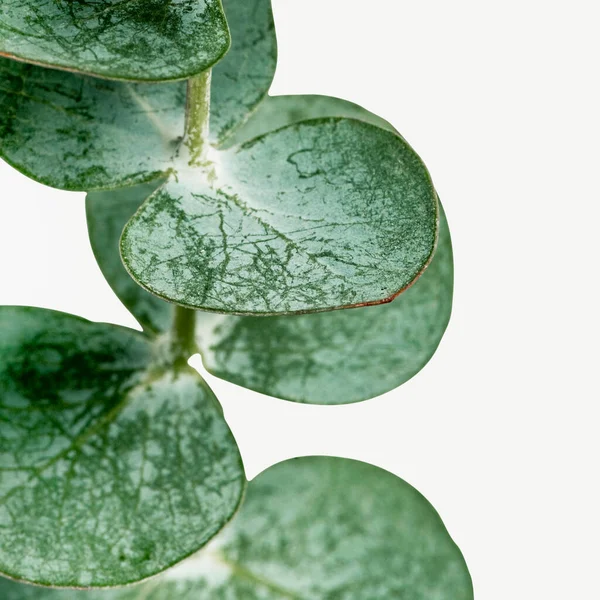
left=0, top=0, right=277, bottom=191
left=0, top=307, right=245, bottom=587
left=0, top=0, right=229, bottom=81
left=85, top=95, right=402, bottom=331
left=0, top=457, right=473, bottom=599
left=121, top=118, right=438, bottom=315
left=224, top=93, right=397, bottom=147
left=198, top=206, right=452, bottom=403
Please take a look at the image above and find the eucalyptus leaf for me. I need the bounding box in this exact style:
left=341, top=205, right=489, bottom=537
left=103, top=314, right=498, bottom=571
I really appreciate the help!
left=121, top=118, right=438, bottom=315
left=0, top=457, right=473, bottom=599
left=0, top=0, right=229, bottom=81
left=0, top=307, right=245, bottom=588
left=86, top=95, right=402, bottom=331
left=0, top=0, right=277, bottom=191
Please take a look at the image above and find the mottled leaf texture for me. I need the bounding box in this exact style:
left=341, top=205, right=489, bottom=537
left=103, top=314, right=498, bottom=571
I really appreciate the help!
left=0, top=0, right=276, bottom=191
left=0, top=58, right=184, bottom=190
left=0, top=457, right=473, bottom=599
left=121, top=119, right=438, bottom=315
left=0, top=0, right=229, bottom=81
left=0, top=307, right=245, bottom=587
left=197, top=207, right=452, bottom=403
left=224, top=93, right=397, bottom=148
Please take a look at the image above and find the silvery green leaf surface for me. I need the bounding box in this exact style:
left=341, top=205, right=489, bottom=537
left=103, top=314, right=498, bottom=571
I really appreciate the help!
left=86, top=94, right=402, bottom=332
left=0, top=0, right=276, bottom=191
left=0, top=0, right=229, bottom=81
left=0, top=307, right=245, bottom=587
left=121, top=119, right=438, bottom=315
left=0, top=59, right=184, bottom=191
left=197, top=207, right=452, bottom=403
left=0, top=457, right=472, bottom=599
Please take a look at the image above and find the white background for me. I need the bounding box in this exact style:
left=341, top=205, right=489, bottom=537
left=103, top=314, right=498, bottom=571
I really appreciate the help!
left=0, top=1, right=598, bottom=598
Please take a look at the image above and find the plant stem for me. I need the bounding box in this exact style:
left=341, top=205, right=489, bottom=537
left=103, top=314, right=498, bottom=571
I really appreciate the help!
left=171, top=306, right=198, bottom=367
left=183, top=70, right=212, bottom=167
left=166, top=70, right=211, bottom=366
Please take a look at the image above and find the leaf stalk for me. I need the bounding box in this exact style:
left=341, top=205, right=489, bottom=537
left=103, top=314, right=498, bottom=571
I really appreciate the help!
left=170, top=306, right=198, bottom=367
left=168, top=69, right=211, bottom=366
left=183, top=70, right=212, bottom=167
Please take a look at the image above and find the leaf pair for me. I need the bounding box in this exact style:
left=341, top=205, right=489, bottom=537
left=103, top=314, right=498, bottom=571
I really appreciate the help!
left=83, top=87, right=450, bottom=403
left=1, top=0, right=439, bottom=317
left=89, top=173, right=453, bottom=404
left=0, top=0, right=277, bottom=189
left=0, top=455, right=472, bottom=597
